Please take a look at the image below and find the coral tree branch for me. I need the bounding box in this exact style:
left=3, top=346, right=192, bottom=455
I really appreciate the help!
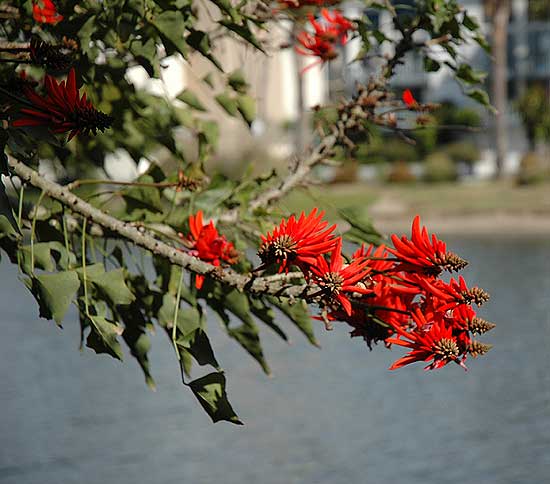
left=7, top=157, right=310, bottom=297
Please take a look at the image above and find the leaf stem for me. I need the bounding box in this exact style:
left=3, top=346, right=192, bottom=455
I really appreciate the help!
left=30, top=189, right=46, bottom=273
left=172, top=269, right=185, bottom=361
left=81, top=218, right=90, bottom=317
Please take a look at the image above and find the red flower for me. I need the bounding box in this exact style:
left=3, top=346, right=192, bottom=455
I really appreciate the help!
left=258, top=208, right=338, bottom=274
left=387, top=308, right=467, bottom=371
left=414, top=274, right=490, bottom=313
left=180, top=210, right=238, bottom=289
left=388, top=215, right=468, bottom=275
left=295, top=9, right=354, bottom=72
left=402, top=89, right=417, bottom=108
left=321, top=9, right=354, bottom=44
left=12, top=68, right=112, bottom=140
left=32, top=0, right=63, bottom=24
left=295, top=31, right=338, bottom=63
left=310, top=238, right=372, bottom=315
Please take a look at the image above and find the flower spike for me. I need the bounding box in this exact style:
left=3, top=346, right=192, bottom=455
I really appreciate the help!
left=12, top=68, right=112, bottom=140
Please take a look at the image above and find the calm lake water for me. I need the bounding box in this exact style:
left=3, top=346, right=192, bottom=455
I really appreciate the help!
left=1, top=236, right=549, bottom=484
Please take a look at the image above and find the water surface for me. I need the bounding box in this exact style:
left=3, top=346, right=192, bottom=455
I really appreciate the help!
left=1, top=236, right=549, bottom=484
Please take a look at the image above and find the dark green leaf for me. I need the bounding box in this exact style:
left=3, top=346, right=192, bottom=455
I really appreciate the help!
left=91, top=268, right=135, bottom=306
left=219, top=20, right=264, bottom=52
left=189, top=372, right=243, bottom=425
left=269, top=297, right=319, bottom=347
left=87, top=315, right=124, bottom=360
left=30, top=271, right=80, bottom=326
left=249, top=296, right=288, bottom=342
left=0, top=215, right=19, bottom=262
left=20, top=243, right=55, bottom=275
left=152, top=11, right=189, bottom=56
left=177, top=328, right=220, bottom=370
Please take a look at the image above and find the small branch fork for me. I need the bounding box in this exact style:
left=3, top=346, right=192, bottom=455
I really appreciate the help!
left=7, top=157, right=313, bottom=299
left=219, top=134, right=337, bottom=224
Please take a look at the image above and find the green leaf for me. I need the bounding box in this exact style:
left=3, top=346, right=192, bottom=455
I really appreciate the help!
left=237, top=94, right=256, bottom=126
left=228, top=69, right=249, bottom=93
left=462, top=12, right=480, bottom=31
left=189, top=372, right=243, bottom=425
left=151, top=11, right=188, bottom=56
left=209, top=0, right=242, bottom=23
left=207, top=286, right=270, bottom=374
left=30, top=271, right=80, bottom=326
left=186, top=30, right=223, bottom=70
left=455, top=64, right=487, bottom=85
left=158, top=293, right=201, bottom=335
left=215, top=91, right=239, bottom=116
left=269, top=297, right=319, bottom=347
left=467, top=89, right=495, bottom=111
left=91, top=268, right=135, bottom=306
left=219, top=20, right=264, bottom=52
left=0, top=214, right=19, bottom=262
left=198, top=120, right=219, bottom=160
left=177, top=89, right=207, bottom=111
left=20, top=243, right=55, bottom=275
left=177, top=328, right=220, bottom=370
left=227, top=322, right=270, bottom=374
left=423, top=57, right=440, bottom=72
left=87, top=315, right=124, bottom=360
left=249, top=297, right=288, bottom=342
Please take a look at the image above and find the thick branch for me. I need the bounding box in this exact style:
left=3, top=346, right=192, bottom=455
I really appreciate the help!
left=8, top=158, right=310, bottom=298
left=219, top=134, right=336, bottom=223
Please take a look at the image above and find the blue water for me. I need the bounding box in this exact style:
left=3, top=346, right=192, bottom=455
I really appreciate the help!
left=1, top=236, right=549, bottom=484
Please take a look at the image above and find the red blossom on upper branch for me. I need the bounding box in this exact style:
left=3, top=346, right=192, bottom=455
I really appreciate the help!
left=12, top=68, right=112, bottom=140
left=32, top=0, right=63, bottom=24
left=295, top=9, right=355, bottom=73
left=179, top=211, right=238, bottom=289
left=402, top=89, right=417, bottom=108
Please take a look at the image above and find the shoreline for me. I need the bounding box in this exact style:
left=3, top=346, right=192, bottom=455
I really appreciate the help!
left=371, top=212, right=550, bottom=237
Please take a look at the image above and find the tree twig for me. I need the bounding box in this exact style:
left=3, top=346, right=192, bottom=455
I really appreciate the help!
left=219, top=134, right=336, bottom=223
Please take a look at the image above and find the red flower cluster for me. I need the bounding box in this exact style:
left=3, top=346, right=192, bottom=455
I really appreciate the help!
left=180, top=211, right=238, bottom=289
left=259, top=212, right=494, bottom=371
left=12, top=68, right=112, bottom=140
left=295, top=9, right=355, bottom=72
left=32, top=0, right=63, bottom=24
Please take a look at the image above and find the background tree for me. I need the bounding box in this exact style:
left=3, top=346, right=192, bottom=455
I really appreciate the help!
left=485, top=0, right=511, bottom=178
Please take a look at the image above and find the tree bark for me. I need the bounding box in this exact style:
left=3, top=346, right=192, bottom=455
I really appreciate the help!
left=490, top=0, right=511, bottom=178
